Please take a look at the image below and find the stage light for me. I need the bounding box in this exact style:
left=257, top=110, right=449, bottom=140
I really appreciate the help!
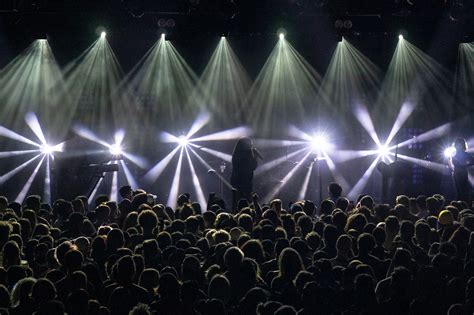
left=398, top=34, right=403, bottom=40
left=177, top=135, right=189, bottom=147
left=101, top=32, right=106, bottom=39
left=109, top=144, right=123, bottom=155
left=444, top=146, right=456, bottom=158
left=279, top=33, right=285, bottom=40
left=40, top=144, right=54, bottom=155
left=161, top=33, right=166, bottom=40
left=377, top=144, right=390, bottom=159
left=310, top=134, right=329, bottom=153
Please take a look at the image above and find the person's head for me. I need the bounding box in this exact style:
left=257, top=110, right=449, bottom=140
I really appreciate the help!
left=336, top=234, right=353, bottom=256
left=25, top=195, right=41, bottom=212
left=224, top=246, right=244, bottom=271
left=138, top=210, right=158, bottom=234
left=396, top=195, right=410, bottom=208
left=278, top=247, right=304, bottom=279
left=453, top=137, right=467, bottom=152
left=323, top=224, right=339, bottom=246
left=116, top=255, right=135, bottom=284
left=372, top=226, right=386, bottom=245
left=31, top=278, right=57, bottom=304
left=426, top=197, right=441, bottom=216
left=320, top=200, right=335, bottom=216
left=11, top=277, right=36, bottom=306
left=385, top=215, right=400, bottom=235
left=64, top=249, right=83, bottom=274
left=357, top=233, right=375, bottom=255
left=328, top=183, right=342, bottom=199
left=119, top=185, right=133, bottom=200
left=3, top=240, right=21, bottom=267
left=139, top=268, right=160, bottom=292
left=359, top=195, right=374, bottom=209
left=241, top=239, right=265, bottom=264
left=439, top=210, right=454, bottom=226
left=234, top=137, right=253, bottom=153
left=208, top=274, right=230, bottom=303
left=399, top=220, right=415, bottom=240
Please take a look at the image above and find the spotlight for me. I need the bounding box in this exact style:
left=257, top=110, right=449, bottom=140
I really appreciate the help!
left=310, top=134, right=329, bottom=153
left=177, top=135, right=189, bottom=147
left=334, top=19, right=344, bottom=29
left=444, top=146, right=456, bottom=158
left=40, top=144, right=54, bottom=155
left=398, top=34, right=404, bottom=40
left=109, top=144, right=123, bottom=156
left=158, top=19, right=167, bottom=28
left=377, top=144, right=390, bottom=159
left=101, top=32, right=106, bottom=39
left=161, top=33, right=166, bottom=40
left=279, top=33, right=285, bottom=40
left=166, top=19, right=176, bottom=28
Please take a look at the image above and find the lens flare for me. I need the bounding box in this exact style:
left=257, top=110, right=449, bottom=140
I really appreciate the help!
left=109, top=143, right=123, bottom=156
left=40, top=144, right=54, bottom=155
left=177, top=135, right=189, bottom=147
left=444, top=146, right=456, bottom=158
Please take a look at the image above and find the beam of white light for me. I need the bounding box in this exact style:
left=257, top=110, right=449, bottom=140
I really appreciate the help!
left=0, top=154, right=42, bottom=184
left=43, top=156, right=51, bottom=204
left=144, top=146, right=181, bottom=183
left=167, top=149, right=184, bottom=207
left=288, top=125, right=314, bottom=142
left=348, top=156, right=381, bottom=200
left=184, top=148, right=207, bottom=208
left=191, top=126, right=252, bottom=142
left=253, top=139, right=306, bottom=148
left=469, top=173, right=474, bottom=186
left=298, top=161, right=314, bottom=200
left=0, top=126, right=40, bottom=147
left=73, top=126, right=110, bottom=148
left=88, top=177, right=104, bottom=205
left=15, top=155, right=46, bottom=203
left=189, top=147, right=233, bottom=188
left=255, top=147, right=307, bottom=176
left=467, top=138, right=474, bottom=152
left=25, top=112, right=47, bottom=145
left=394, top=154, right=447, bottom=173
left=122, top=152, right=148, bottom=169
left=329, top=149, right=378, bottom=163
left=110, top=161, right=119, bottom=202
left=186, top=112, right=210, bottom=139
left=264, top=151, right=313, bottom=202
left=395, top=122, right=453, bottom=149
left=353, top=103, right=381, bottom=147
left=0, top=150, right=39, bottom=158
left=189, top=144, right=232, bottom=162
left=114, top=129, right=126, bottom=146
left=120, top=160, right=139, bottom=189
left=160, top=131, right=180, bottom=143
left=386, top=102, right=416, bottom=146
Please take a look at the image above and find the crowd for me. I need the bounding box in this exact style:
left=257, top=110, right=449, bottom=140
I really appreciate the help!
left=0, top=182, right=474, bottom=315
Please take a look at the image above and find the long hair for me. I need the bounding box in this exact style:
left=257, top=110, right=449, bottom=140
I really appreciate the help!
left=454, top=137, right=467, bottom=152
left=233, top=137, right=253, bottom=155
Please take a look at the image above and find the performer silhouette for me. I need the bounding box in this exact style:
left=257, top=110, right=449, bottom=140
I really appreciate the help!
left=449, top=138, right=474, bottom=203
left=230, top=137, right=260, bottom=200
